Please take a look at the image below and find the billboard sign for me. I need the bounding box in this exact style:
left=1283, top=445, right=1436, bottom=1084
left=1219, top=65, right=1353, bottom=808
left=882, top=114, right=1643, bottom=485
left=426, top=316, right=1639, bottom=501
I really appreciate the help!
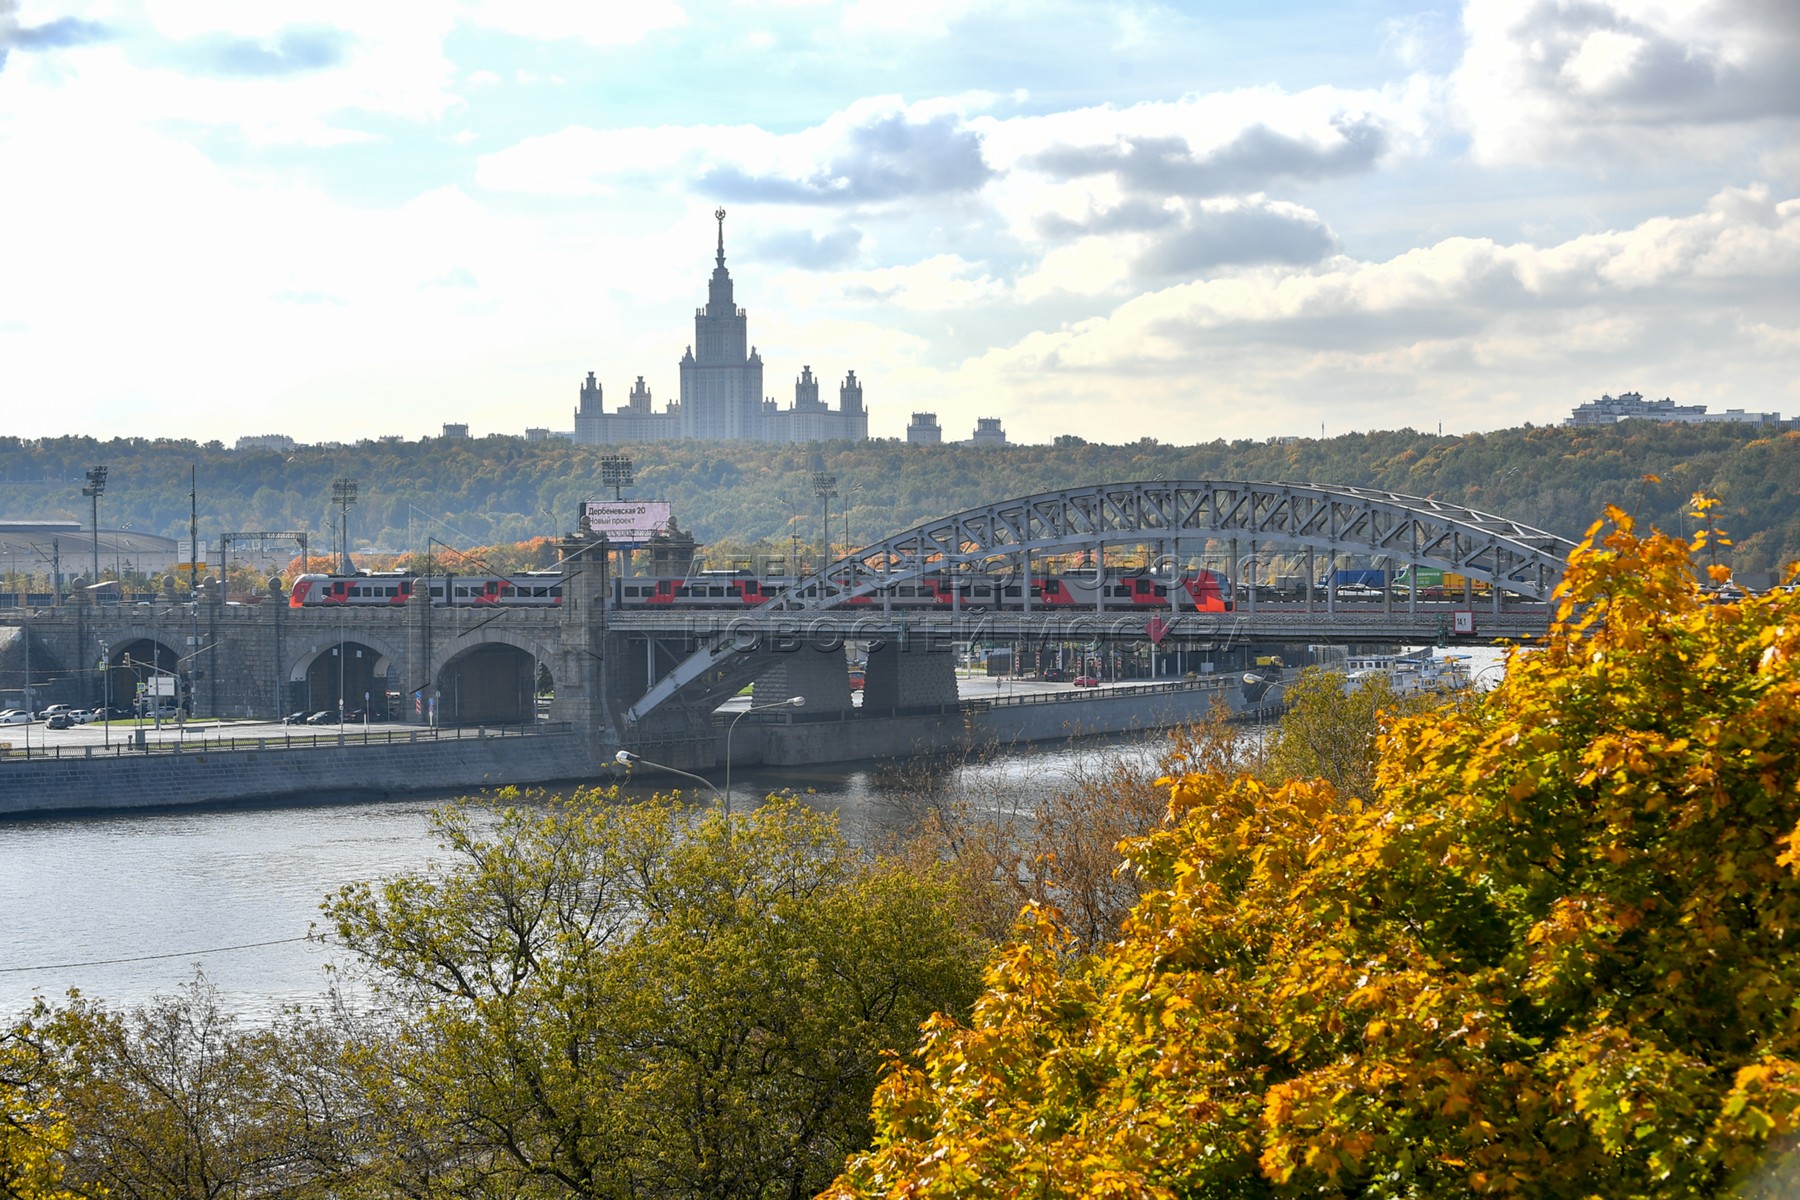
left=581, top=501, right=673, bottom=543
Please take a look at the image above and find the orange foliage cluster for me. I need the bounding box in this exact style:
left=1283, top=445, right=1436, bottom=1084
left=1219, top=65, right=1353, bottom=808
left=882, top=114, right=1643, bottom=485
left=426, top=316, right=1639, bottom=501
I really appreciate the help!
left=829, top=502, right=1800, bottom=1198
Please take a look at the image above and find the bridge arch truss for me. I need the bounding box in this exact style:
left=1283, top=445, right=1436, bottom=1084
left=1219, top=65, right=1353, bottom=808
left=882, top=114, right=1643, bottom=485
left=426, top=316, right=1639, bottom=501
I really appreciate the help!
left=625, top=479, right=1573, bottom=724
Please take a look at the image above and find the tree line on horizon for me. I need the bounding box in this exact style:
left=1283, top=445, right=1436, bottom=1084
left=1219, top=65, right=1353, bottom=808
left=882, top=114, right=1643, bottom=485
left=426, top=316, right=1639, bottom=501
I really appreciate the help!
left=1, top=421, right=1797, bottom=580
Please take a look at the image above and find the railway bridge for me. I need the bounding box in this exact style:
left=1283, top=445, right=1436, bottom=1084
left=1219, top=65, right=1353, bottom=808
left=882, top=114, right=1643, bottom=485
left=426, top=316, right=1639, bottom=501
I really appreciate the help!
left=2, top=480, right=1572, bottom=769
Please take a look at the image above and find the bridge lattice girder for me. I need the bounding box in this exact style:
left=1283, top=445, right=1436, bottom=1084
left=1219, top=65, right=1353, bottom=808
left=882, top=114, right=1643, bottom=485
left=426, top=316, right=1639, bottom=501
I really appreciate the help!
left=622, top=479, right=1573, bottom=725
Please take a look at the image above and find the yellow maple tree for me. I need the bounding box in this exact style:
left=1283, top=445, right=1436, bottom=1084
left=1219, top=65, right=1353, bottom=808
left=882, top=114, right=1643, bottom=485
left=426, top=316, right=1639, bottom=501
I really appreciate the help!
left=828, top=503, right=1800, bottom=1198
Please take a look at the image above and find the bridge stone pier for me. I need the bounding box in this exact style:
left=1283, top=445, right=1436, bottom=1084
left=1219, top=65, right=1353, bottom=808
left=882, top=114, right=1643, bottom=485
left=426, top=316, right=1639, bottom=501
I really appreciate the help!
left=1, top=480, right=1573, bottom=783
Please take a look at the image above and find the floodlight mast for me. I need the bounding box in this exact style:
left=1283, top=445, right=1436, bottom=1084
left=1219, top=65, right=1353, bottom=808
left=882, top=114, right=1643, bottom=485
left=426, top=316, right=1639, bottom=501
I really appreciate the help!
left=600, top=455, right=634, bottom=501
left=331, top=479, right=358, bottom=574
left=82, top=464, right=107, bottom=589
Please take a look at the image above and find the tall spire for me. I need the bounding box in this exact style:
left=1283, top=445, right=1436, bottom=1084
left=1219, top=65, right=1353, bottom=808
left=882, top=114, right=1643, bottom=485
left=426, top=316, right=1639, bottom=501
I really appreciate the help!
left=714, top=207, right=727, bottom=269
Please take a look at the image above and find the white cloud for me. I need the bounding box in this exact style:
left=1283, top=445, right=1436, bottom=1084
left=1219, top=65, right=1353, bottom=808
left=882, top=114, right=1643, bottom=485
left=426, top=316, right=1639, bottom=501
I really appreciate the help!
left=945, top=187, right=1800, bottom=438
left=476, top=94, right=1000, bottom=203
left=1453, top=0, right=1800, bottom=167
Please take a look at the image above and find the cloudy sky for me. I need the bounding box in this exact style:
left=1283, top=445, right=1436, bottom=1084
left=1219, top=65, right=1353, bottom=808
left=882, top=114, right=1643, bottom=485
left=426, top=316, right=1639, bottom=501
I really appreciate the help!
left=2, top=0, right=1796, bottom=445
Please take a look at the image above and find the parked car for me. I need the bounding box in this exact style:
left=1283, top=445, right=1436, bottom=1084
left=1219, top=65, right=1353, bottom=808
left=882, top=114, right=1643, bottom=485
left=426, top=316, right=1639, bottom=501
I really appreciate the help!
left=1071, top=675, right=1100, bottom=688
left=68, top=709, right=94, bottom=724
left=1040, top=668, right=1066, bottom=682
left=89, top=706, right=131, bottom=721
left=280, top=711, right=311, bottom=725
left=304, top=710, right=337, bottom=725
left=45, top=713, right=76, bottom=730
left=0, top=710, right=30, bottom=724
left=36, top=704, right=74, bottom=720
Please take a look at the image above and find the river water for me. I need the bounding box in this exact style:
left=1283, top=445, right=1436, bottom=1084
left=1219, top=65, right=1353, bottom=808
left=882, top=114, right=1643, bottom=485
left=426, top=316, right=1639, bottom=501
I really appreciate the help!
left=1, top=646, right=1509, bottom=1019
left=0, top=739, right=1164, bottom=1020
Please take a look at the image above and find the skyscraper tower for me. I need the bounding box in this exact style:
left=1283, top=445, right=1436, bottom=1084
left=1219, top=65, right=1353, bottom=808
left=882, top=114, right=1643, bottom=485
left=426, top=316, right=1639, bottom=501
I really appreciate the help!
left=679, top=207, right=764, bottom=440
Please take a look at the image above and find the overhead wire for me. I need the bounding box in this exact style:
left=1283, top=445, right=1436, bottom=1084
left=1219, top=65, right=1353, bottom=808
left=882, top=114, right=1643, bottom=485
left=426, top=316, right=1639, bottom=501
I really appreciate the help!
left=0, top=935, right=322, bottom=974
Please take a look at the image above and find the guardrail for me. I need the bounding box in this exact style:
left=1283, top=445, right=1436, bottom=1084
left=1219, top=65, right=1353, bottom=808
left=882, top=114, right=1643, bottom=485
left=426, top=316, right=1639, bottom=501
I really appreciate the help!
left=972, top=676, right=1234, bottom=710
left=0, top=721, right=575, bottom=763
left=699, top=677, right=1235, bottom=729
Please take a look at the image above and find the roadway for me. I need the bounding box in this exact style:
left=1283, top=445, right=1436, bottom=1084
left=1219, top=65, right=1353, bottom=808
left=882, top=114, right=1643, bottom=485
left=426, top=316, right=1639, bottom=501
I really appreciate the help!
left=6, top=715, right=412, bottom=754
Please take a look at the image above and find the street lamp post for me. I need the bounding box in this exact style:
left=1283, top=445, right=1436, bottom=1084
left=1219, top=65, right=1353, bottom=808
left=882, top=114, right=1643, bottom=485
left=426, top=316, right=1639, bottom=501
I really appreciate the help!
left=614, top=749, right=723, bottom=804
left=1242, top=672, right=1289, bottom=723
left=776, top=494, right=804, bottom=575
left=97, top=638, right=110, bottom=748
left=842, top=483, right=864, bottom=557
left=812, top=472, right=837, bottom=570
left=724, top=695, right=805, bottom=815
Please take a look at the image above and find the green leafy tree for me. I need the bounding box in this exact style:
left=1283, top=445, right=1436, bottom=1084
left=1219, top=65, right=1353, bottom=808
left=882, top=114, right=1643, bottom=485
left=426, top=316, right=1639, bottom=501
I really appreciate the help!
left=32, top=978, right=359, bottom=1200
left=827, top=506, right=1800, bottom=1198
left=1260, top=666, right=1441, bottom=800
left=324, top=790, right=983, bottom=1200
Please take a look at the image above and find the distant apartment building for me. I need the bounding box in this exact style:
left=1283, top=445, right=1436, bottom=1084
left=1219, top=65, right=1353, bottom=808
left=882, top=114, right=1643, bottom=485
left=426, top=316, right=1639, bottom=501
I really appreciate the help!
left=441, top=423, right=470, bottom=438
left=1567, top=391, right=1783, bottom=427
left=903, top=413, right=1009, bottom=446
left=906, top=412, right=942, bottom=444
left=967, top=417, right=1008, bottom=447
left=234, top=434, right=296, bottom=452
left=571, top=210, right=868, bottom=445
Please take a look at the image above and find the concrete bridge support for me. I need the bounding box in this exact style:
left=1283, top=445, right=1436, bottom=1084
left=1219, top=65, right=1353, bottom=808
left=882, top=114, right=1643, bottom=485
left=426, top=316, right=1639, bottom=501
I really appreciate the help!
left=863, top=639, right=958, bottom=710
left=751, top=648, right=853, bottom=712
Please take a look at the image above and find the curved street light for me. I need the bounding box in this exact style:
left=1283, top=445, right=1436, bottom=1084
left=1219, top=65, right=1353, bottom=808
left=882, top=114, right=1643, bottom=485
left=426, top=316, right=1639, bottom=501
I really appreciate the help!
left=1241, top=672, right=1289, bottom=723
left=614, top=749, right=723, bottom=804
left=724, top=695, right=805, bottom=816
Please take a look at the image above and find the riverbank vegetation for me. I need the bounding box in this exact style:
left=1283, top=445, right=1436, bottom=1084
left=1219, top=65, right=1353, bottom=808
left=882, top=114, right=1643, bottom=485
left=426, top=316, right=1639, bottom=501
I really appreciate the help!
left=7, top=503, right=1800, bottom=1196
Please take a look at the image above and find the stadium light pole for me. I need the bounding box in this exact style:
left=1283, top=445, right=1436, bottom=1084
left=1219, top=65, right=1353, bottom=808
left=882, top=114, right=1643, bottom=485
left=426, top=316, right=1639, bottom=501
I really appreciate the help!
left=331, top=478, right=358, bottom=574
left=598, top=454, right=635, bottom=578
left=82, top=464, right=107, bottom=590
left=724, top=695, right=804, bottom=816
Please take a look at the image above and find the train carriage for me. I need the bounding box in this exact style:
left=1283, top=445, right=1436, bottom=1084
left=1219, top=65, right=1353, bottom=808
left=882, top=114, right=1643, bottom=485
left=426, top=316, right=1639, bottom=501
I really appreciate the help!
left=288, top=565, right=1230, bottom=613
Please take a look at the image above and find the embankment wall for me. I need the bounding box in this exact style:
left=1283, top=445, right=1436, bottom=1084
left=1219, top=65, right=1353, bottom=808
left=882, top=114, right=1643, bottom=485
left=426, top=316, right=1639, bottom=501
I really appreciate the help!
left=0, top=734, right=597, bottom=818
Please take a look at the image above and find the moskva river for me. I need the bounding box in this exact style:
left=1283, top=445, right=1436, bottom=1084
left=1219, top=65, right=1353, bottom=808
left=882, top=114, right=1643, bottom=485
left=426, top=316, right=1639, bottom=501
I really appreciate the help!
left=0, top=740, right=1162, bottom=1019
left=1, top=646, right=1509, bottom=1019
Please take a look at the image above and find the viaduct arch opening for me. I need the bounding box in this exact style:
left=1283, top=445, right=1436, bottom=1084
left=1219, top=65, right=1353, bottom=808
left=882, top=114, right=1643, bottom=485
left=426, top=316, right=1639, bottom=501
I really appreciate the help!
left=290, top=639, right=391, bottom=719
left=434, top=643, right=542, bottom=725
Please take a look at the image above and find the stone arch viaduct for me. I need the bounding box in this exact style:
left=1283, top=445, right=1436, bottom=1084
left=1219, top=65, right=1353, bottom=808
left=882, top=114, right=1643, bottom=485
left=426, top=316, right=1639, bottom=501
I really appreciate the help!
left=3, top=480, right=1571, bottom=769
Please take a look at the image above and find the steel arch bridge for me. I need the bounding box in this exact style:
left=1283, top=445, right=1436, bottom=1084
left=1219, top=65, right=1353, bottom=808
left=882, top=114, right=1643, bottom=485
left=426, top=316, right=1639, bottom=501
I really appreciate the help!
left=623, top=479, right=1574, bottom=725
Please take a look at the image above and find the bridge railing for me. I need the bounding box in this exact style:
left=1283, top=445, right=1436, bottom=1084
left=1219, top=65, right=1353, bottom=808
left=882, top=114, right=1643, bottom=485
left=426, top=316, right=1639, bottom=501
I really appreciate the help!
left=0, top=721, right=575, bottom=764
left=969, top=675, right=1237, bottom=711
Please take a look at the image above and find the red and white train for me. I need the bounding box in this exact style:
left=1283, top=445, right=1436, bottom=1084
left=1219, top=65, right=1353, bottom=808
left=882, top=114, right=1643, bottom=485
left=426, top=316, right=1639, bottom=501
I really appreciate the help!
left=289, top=567, right=1234, bottom=613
